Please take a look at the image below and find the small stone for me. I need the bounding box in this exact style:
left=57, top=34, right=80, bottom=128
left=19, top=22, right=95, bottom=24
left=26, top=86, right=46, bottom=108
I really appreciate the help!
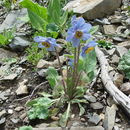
left=36, top=123, right=49, bottom=128
left=116, top=46, right=128, bottom=57
left=90, top=102, right=104, bottom=110
left=9, top=37, right=30, bottom=52
left=103, top=25, right=117, bottom=35
left=113, top=73, right=124, bottom=87
left=0, top=118, right=6, bottom=125
left=20, top=113, right=26, bottom=120
left=14, top=106, right=24, bottom=112
left=8, top=109, right=13, bottom=114
left=0, top=110, right=6, bottom=118
left=118, top=41, right=130, bottom=49
left=111, top=55, right=120, bottom=64
left=103, top=104, right=117, bottom=130
left=120, top=82, right=130, bottom=95
left=80, top=118, right=86, bottom=122
left=114, top=126, right=120, bottom=130
left=126, top=18, right=130, bottom=25
left=107, top=48, right=116, bottom=56
left=0, top=89, right=10, bottom=101
left=88, top=113, right=101, bottom=125
left=51, top=116, right=59, bottom=121
left=37, top=69, right=48, bottom=77
left=113, top=37, right=124, bottom=42
left=84, top=94, right=96, bottom=103
left=3, top=73, right=17, bottom=81
left=11, top=118, right=19, bottom=124
left=16, top=79, right=28, bottom=95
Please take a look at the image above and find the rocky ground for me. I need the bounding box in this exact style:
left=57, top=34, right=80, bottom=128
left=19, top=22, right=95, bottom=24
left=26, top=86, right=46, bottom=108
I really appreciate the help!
left=0, top=0, right=130, bottom=130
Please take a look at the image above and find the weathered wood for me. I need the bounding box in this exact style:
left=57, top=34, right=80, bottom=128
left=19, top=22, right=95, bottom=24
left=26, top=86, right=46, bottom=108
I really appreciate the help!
left=95, top=47, right=130, bottom=115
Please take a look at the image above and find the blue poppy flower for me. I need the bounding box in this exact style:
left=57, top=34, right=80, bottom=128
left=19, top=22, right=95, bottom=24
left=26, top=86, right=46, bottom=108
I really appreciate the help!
left=34, top=36, right=60, bottom=51
left=68, top=59, right=74, bottom=67
left=66, top=16, right=92, bottom=47
left=81, top=41, right=98, bottom=57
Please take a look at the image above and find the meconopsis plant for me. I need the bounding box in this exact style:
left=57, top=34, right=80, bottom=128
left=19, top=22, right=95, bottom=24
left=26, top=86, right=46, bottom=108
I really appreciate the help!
left=34, top=16, right=98, bottom=101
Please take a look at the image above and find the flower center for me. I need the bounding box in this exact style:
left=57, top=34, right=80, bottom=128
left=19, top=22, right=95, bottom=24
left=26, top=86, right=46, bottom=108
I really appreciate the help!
left=42, top=42, right=50, bottom=48
left=75, top=31, right=83, bottom=39
left=85, top=47, right=94, bottom=54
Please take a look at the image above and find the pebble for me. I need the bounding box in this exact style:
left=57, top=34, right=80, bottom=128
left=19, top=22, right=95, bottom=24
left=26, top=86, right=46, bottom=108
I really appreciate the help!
left=90, top=102, right=104, bottom=110
left=14, top=106, right=24, bottom=112
left=84, top=94, right=96, bottom=103
left=0, top=118, right=6, bottom=124
left=8, top=109, right=13, bottom=114
left=0, top=109, right=6, bottom=118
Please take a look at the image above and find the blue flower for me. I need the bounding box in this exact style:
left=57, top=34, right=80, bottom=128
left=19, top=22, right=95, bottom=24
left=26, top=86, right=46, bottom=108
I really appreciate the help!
left=81, top=41, right=98, bottom=57
left=66, top=16, right=92, bottom=47
left=68, top=59, right=74, bottom=67
left=34, top=36, right=60, bottom=51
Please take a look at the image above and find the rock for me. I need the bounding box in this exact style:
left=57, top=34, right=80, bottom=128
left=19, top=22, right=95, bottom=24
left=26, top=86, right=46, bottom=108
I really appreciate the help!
left=0, top=110, right=6, bottom=118
left=90, top=102, right=104, bottom=110
left=120, top=82, right=130, bottom=95
left=88, top=113, right=101, bottom=125
left=110, top=15, right=122, bottom=24
left=107, top=48, right=116, bottom=56
left=0, top=118, right=6, bottom=125
left=84, top=94, right=96, bottom=103
left=16, top=79, right=28, bottom=95
left=3, top=73, right=18, bottom=80
left=51, top=116, right=59, bottom=121
left=20, top=113, right=26, bottom=120
left=103, top=104, right=117, bottom=130
left=0, top=89, right=10, bottom=101
left=115, top=46, right=128, bottom=57
left=8, top=109, right=13, bottom=114
left=126, top=18, right=130, bottom=25
left=14, top=106, right=24, bottom=112
left=37, top=69, right=48, bottom=77
left=118, top=41, right=130, bottom=49
left=33, top=126, right=104, bottom=130
left=11, top=118, right=19, bottom=124
left=37, top=55, right=65, bottom=69
left=35, top=123, right=49, bottom=128
left=9, top=37, right=30, bottom=52
left=64, top=0, right=121, bottom=20
left=111, top=55, right=120, bottom=64
left=113, top=126, right=120, bottom=130
left=113, top=37, right=124, bottom=42
left=0, top=48, right=17, bottom=64
left=107, top=96, right=117, bottom=107
left=0, top=9, right=27, bottom=32
left=113, top=73, right=124, bottom=87
left=94, top=18, right=110, bottom=25
left=103, top=25, right=117, bottom=35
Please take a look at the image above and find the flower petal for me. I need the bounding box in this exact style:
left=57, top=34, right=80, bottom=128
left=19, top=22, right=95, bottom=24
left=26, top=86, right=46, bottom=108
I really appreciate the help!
left=82, top=33, right=92, bottom=41
left=34, top=36, right=46, bottom=43
left=38, top=43, right=45, bottom=48
left=72, top=38, right=80, bottom=47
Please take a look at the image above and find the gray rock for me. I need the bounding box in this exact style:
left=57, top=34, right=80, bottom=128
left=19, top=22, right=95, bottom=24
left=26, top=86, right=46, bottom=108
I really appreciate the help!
left=33, top=126, right=104, bottom=130
left=84, top=94, right=96, bottom=103
left=9, top=37, right=30, bottom=51
left=90, top=102, right=104, bottom=110
left=120, top=82, right=130, bottom=95
left=115, top=46, right=128, bottom=57
left=11, top=118, right=19, bottom=124
left=107, top=48, right=116, bottom=56
left=64, top=0, right=121, bottom=20
left=0, top=48, right=17, bottom=64
left=126, top=18, right=130, bottom=25
left=0, top=9, right=27, bottom=32
left=37, top=69, right=48, bottom=77
left=3, top=73, right=18, bottom=80
left=94, top=18, right=110, bottom=25
left=16, top=79, right=28, bottom=95
left=113, top=37, right=124, bottom=42
left=118, top=41, right=130, bottom=49
left=0, top=118, right=6, bottom=125
left=14, top=106, right=24, bottom=112
left=103, top=25, right=117, bottom=35
left=88, top=113, right=101, bottom=125
left=0, top=110, right=6, bottom=118
left=111, top=55, right=120, bottom=64
left=103, top=104, right=117, bottom=130
left=0, top=89, right=10, bottom=101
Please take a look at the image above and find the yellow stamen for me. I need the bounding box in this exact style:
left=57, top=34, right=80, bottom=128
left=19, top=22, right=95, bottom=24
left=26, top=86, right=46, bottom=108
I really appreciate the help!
left=42, top=42, right=50, bottom=48
left=85, top=47, right=94, bottom=54
left=75, top=31, right=83, bottom=39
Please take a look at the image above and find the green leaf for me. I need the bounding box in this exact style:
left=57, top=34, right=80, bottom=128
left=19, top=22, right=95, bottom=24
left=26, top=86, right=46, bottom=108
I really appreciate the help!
left=20, top=0, right=47, bottom=20
left=78, top=103, right=85, bottom=116
left=27, top=9, right=47, bottom=31
left=89, top=25, right=99, bottom=35
left=48, top=0, right=61, bottom=24
left=46, top=67, right=59, bottom=88
left=39, top=92, right=52, bottom=97
left=60, top=10, right=68, bottom=26
left=19, top=126, right=32, bottom=130
left=59, top=102, right=70, bottom=127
